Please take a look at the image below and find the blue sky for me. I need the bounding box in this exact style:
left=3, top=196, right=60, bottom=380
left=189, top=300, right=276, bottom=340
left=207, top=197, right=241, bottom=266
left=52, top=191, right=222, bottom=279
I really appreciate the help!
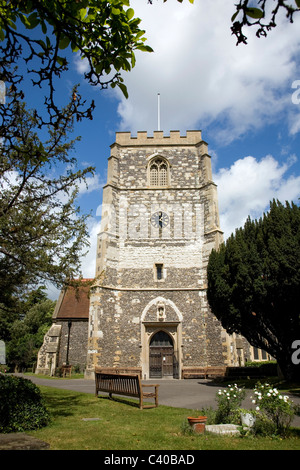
left=13, top=1, right=300, bottom=299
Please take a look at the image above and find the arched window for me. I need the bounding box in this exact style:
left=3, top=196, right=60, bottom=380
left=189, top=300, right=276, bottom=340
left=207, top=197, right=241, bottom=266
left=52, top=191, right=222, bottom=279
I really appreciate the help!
left=150, top=330, right=173, bottom=348
left=149, top=157, right=169, bottom=187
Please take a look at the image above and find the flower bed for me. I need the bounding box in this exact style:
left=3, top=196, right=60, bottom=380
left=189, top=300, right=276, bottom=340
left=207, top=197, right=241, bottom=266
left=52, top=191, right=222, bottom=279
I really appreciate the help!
left=209, top=381, right=298, bottom=437
left=250, top=382, right=296, bottom=435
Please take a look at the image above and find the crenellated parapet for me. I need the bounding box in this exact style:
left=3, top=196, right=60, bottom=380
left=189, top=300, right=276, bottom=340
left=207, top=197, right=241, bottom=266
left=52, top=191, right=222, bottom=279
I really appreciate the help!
left=112, top=130, right=204, bottom=147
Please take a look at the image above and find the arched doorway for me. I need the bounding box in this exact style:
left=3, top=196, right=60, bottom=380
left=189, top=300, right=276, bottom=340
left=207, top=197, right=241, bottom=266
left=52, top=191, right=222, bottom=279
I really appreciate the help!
left=149, top=330, right=178, bottom=378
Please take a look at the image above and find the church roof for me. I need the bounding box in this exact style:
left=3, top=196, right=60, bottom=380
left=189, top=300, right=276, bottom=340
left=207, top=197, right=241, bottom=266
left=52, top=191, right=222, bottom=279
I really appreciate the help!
left=53, top=280, right=92, bottom=320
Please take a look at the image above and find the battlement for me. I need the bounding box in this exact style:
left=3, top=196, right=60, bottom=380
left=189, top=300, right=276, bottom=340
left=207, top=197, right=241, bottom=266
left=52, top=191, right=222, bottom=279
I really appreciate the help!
left=114, top=130, right=203, bottom=146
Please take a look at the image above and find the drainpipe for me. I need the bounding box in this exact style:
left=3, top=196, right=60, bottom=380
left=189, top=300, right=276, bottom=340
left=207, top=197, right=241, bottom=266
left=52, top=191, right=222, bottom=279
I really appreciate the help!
left=66, top=320, right=72, bottom=365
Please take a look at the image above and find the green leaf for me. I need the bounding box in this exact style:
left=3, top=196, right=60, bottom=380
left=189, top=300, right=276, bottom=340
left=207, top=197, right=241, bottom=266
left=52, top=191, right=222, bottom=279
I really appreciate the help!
left=131, top=51, right=136, bottom=68
left=231, top=11, right=239, bottom=23
left=59, top=35, right=71, bottom=50
left=71, top=41, right=79, bottom=53
left=37, top=39, right=47, bottom=51
left=95, top=63, right=104, bottom=74
left=135, top=30, right=146, bottom=40
left=56, top=56, right=67, bottom=66
left=296, top=0, right=300, bottom=7
left=79, top=8, right=87, bottom=20
left=27, top=12, right=40, bottom=29
left=117, top=82, right=128, bottom=99
left=245, top=8, right=264, bottom=19
left=137, top=44, right=153, bottom=53
left=126, top=8, right=134, bottom=20
left=111, top=7, right=121, bottom=15
left=41, top=21, right=47, bottom=34
left=19, top=13, right=31, bottom=28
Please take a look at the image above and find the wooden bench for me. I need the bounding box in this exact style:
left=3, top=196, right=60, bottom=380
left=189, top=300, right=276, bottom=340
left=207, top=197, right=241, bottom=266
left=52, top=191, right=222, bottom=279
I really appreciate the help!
left=182, top=367, right=226, bottom=379
left=61, top=364, right=72, bottom=377
left=95, top=369, right=159, bottom=410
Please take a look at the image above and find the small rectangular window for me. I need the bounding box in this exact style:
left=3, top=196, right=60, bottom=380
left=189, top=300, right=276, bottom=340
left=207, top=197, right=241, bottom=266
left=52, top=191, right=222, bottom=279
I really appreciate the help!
left=261, top=349, right=267, bottom=360
left=156, top=264, right=163, bottom=280
left=253, top=347, right=259, bottom=360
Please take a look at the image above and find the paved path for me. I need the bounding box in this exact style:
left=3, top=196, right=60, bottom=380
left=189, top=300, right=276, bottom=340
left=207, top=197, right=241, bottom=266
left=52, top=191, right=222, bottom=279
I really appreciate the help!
left=16, top=374, right=300, bottom=426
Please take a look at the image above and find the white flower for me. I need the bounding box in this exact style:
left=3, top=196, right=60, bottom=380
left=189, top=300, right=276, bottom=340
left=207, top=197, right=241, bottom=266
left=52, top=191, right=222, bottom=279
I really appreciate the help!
left=256, top=406, right=260, bottom=411
left=252, top=399, right=256, bottom=404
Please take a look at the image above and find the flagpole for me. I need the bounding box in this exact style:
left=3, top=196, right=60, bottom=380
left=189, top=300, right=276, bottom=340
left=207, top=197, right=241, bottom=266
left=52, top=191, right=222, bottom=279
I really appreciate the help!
left=157, top=93, right=160, bottom=131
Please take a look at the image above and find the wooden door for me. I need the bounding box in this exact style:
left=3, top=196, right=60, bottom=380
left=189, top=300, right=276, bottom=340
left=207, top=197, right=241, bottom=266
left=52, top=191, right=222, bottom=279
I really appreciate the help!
left=149, top=331, right=174, bottom=378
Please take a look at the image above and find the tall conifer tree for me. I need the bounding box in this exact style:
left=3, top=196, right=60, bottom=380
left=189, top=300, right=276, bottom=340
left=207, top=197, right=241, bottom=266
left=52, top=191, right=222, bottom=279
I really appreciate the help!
left=207, top=200, right=300, bottom=381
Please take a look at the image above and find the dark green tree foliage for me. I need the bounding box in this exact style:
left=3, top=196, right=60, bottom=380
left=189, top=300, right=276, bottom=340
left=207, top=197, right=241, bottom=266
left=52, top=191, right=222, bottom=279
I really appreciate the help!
left=207, top=200, right=300, bottom=381
left=0, top=287, right=55, bottom=370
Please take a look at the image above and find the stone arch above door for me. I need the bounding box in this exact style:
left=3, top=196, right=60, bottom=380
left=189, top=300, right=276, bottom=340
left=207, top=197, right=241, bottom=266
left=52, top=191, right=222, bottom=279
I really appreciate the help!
left=140, top=298, right=182, bottom=379
left=141, top=297, right=183, bottom=324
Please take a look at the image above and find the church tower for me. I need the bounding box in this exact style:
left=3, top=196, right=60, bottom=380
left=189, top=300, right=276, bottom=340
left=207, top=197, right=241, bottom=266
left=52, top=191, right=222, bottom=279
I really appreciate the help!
left=85, top=130, right=227, bottom=379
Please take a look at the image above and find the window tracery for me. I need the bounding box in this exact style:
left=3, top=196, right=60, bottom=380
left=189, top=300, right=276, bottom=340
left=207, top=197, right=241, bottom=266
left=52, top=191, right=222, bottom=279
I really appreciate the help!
left=148, top=157, right=169, bottom=187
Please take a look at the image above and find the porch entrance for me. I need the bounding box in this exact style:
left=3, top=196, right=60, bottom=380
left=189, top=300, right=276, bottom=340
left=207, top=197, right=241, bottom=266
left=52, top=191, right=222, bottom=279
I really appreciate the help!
left=149, top=330, right=178, bottom=378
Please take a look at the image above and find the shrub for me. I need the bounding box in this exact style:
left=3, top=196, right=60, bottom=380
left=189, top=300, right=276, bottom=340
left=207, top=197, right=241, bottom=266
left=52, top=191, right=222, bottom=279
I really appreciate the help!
left=251, top=413, right=277, bottom=437
left=215, top=384, right=246, bottom=424
left=250, top=382, right=296, bottom=436
left=245, top=361, right=278, bottom=376
left=0, top=374, right=50, bottom=433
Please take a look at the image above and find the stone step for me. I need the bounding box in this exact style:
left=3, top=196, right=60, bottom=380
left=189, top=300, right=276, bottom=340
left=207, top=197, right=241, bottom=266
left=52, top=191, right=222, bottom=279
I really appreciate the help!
left=205, top=424, right=240, bottom=435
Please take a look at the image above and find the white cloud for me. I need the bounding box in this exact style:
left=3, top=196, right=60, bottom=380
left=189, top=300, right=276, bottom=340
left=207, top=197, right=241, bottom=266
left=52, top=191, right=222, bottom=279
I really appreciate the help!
left=215, top=154, right=300, bottom=239
left=105, top=0, right=300, bottom=141
left=0, top=170, right=19, bottom=190
left=76, top=173, right=103, bottom=196
left=74, top=53, right=89, bottom=75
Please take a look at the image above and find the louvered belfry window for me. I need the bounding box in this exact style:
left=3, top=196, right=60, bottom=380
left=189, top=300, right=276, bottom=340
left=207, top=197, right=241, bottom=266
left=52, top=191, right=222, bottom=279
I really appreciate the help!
left=149, top=158, right=169, bottom=187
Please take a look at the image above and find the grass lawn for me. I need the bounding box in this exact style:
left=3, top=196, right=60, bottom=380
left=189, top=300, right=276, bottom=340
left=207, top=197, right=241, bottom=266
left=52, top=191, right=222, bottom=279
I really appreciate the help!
left=27, top=385, right=300, bottom=451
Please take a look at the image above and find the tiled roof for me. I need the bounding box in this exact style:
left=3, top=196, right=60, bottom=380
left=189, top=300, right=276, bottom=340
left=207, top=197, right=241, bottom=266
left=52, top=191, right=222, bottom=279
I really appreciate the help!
left=54, top=280, right=92, bottom=320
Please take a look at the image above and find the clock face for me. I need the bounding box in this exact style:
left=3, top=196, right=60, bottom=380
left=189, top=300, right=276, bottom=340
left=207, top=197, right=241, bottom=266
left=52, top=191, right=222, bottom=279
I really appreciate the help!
left=151, top=211, right=169, bottom=228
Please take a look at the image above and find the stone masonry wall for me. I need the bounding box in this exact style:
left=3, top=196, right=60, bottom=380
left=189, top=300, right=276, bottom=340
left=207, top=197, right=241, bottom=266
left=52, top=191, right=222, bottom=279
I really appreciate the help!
left=57, top=320, right=88, bottom=372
